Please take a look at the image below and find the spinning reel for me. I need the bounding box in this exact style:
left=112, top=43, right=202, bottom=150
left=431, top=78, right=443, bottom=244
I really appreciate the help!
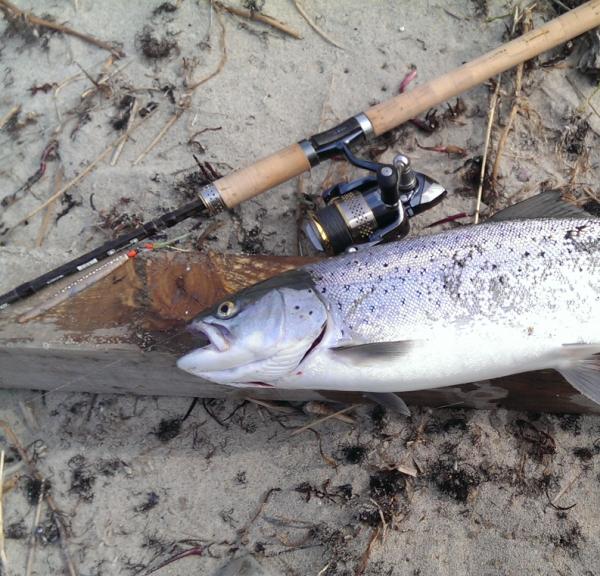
left=302, top=145, right=447, bottom=254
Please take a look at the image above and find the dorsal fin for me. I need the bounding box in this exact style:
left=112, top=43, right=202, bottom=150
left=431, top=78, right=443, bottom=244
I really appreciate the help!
left=490, top=191, right=593, bottom=221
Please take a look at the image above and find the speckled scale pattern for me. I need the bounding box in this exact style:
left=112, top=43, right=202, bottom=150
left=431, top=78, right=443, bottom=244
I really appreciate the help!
left=306, top=219, right=600, bottom=343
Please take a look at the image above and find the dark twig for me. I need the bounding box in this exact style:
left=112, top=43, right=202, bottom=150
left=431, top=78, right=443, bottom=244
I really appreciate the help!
left=236, top=488, right=281, bottom=546
left=0, top=421, right=78, bottom=576
left=181, top=398, right=199, bottom=422
left=202, top=399, right=226, bottom=427
left=0, top=0, right=124, bottom=57
left=216, top=1, right=302, bottom=39
left=545, top=486, right=576, bottom=512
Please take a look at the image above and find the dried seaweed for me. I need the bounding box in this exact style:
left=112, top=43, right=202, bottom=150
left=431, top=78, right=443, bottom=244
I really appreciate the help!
left=153, top=2, right=178, bottom=16
left=135, top=492, right=160, bottom=513
left=429, top=460, right=481, bottom=503
left=559, top=114, right=590, bottom=156
left=154, top=417, right=182, bottom=443
left=137, top=25, right=178, bottom=59
left=513, top=419, right=556, bottom=462
left=4, top=521, right=27, bottom=540
left=23, top=477, right=51, bottom=506
left=342, top=444, right=366, bottom=465
left=68, top=455, right=96, bottom=502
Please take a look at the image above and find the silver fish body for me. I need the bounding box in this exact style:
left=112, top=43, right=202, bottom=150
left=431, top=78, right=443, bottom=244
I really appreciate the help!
left=177, top=217, right=600, bottom=402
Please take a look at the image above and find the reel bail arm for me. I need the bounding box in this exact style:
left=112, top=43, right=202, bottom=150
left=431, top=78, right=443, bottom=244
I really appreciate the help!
left=302, top=145, right=447, bottom=255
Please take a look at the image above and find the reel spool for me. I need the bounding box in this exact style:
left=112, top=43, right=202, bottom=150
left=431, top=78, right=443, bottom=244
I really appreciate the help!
left=302, top=147, right=447, bottom=255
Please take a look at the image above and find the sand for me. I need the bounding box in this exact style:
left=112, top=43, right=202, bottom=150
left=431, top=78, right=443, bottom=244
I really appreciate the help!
left=1, top=1, right=600, bottom=574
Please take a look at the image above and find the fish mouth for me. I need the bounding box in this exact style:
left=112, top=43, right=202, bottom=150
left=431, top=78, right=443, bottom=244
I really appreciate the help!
left=189, top=320, right=231, bottom=352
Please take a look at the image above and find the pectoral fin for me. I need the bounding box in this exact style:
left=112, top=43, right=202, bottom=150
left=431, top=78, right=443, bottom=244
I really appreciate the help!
left=558, top=356, right=600, bottom=407
left=330, top=340, right=415, bottom=365
left=364, top=392, right=411, bottom=417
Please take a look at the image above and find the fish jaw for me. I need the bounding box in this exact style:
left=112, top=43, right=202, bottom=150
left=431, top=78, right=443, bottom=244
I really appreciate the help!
left=178, top=320, right=259, bottom=374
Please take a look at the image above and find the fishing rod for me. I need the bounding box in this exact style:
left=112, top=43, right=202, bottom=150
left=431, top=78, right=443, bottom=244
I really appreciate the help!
left=2, top=0, right=600, bottom=310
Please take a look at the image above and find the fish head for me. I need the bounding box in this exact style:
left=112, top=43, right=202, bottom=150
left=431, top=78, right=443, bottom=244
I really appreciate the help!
left=177, top=270, right=327, bottom=386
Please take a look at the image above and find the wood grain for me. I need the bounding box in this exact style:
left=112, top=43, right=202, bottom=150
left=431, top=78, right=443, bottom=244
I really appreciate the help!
left=0, top=251, right=597, bottom=413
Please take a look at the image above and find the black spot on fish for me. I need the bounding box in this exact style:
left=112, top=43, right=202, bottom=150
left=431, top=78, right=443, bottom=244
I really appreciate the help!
left=524, top=251, right=530, bottom=257
left=565, top=224, right=587, bottom=240
left=383, top=263, right=389, bottom=268
left=321, top=287, right=327, bottom=294
left=309, top=310, right=313, bottom=315
left=294, top=305, right=300, bottom=310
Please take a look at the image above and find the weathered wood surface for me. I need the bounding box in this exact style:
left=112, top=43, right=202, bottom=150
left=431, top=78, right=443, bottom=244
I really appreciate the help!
left=0, top=251, right=597, bottom=413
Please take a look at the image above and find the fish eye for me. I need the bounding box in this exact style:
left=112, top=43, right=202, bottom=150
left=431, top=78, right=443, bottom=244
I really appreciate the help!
left=216, top=300, right=238, bottom=319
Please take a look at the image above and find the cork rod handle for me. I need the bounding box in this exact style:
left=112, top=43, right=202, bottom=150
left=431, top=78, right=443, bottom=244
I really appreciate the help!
left=213, top=0, right=600, bottom=209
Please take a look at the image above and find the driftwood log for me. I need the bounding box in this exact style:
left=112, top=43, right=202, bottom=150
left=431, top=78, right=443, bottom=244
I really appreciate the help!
left=0, top=251, right=597, bottom=413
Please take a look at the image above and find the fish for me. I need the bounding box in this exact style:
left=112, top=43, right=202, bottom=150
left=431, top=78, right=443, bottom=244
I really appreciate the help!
left=177, top=192, right=600, bottom=415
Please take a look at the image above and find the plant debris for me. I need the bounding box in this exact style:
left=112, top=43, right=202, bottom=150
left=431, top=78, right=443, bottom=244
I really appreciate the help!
left=559, top=113, right=590, bottom=156
left=23, top=477, right=51, bottom=506
left=137, top=25, right=178, bottom=59
left=55, top=192, right=81, bottom=223
left=98, top=206, right=144, bottom=237
left=429, top=459, right=481, bottom=503
left=1, top=7, right=59, bottom=49
left=553, top=522, right=584, bottom=556
left=369, top=469, right=406, bottom=500
left=135, top=491, right=160, bottom=513
left=154, top=417, right=182, bottom=442
left=153, top=2, right=178, bottom=16
left=111, top=94, right=136, bottom=131
left=175, top=162, right=222, bottom=200
left=0, top=0, right=124, bottom=56
left=370, top=404, right=387, bottom=435
left=139, top=101, right=159, bottom=118
left=416, top=140, right=467, bottom=157
left=5, top=521, right=27, bottom=540
left=96, top=458, right=131, bottom=477
left=295, top=481, right=352, bottom=504
left=572, top=447, right=594, bottom=461
left=513, top=419, right=556, bottom=461
left=68, top=455, right=96, bottom=502
left=29, top=82, right=57, bottom=95
left=557, top=413, right=581, bottom=435
left=1, top=139, right=59, bottom=209
left=342, top=444, right=367, bottom=465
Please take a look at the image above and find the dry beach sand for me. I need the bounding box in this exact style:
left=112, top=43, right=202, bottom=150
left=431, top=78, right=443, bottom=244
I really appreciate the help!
left=1, top=0, right=600, bottom=574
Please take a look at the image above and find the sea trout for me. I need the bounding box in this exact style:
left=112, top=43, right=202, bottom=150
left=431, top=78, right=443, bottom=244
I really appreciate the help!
left=177, top=193, right=600, bottom=412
